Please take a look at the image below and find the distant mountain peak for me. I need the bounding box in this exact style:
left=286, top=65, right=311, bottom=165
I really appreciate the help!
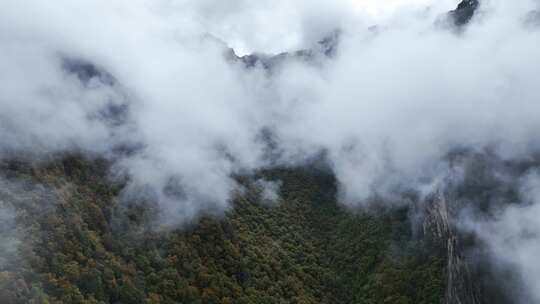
left=450, top=0, right=480, bottom=26
left=228, top=30, right=341, bottom=71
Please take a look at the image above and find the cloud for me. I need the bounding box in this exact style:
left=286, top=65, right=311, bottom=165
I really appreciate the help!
left=1, top=0, right=540, bottom=237
left=268, top=0, right=540, bottom=205
left=3, top=0, right=540, bottom=299
left=463, top=171, right=540, bottom=303
left=0, top=175, right=57, bottom=271
left=254, top=178, right=282, bottom=205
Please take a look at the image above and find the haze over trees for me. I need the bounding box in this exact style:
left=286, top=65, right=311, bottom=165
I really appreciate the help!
left=2, top=0, right=540, bottom=303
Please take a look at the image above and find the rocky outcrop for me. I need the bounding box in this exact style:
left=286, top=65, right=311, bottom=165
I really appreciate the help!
left=422, top=189, right=481, bottom=304
left=449, top=0, right=480, bottom=26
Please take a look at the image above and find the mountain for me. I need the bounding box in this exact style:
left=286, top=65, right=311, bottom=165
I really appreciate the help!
left=1, top=148, right=528, bottom=304
left=0, top=156, right=446, bottom=304
left=227, top=29, right=340, bottom=71
left=228, top=0, right=480, bottom=71
left=449, top=0, right=479, bottom=26
left=4, top=1, right=529, bottom=304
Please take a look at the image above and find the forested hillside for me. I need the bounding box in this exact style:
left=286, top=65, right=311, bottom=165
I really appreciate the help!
left=0, top=156, right=445, bottom=304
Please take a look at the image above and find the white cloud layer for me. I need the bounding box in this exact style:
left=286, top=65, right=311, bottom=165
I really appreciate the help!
left=2, top=0, right=540, bottom=214
left=467, top=171, right=540, bottom=303
left=2, top=1, right=540, bottom=297
left=0, top=0, right=540, bottom=302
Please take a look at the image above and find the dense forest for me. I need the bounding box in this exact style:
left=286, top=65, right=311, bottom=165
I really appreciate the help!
left=0, top=156, right=446, bottom=303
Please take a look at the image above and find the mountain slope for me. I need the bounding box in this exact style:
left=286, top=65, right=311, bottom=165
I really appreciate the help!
left=0, top=156, right=445, bottom=304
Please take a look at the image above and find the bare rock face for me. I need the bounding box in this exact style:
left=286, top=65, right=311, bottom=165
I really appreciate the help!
left=421, top=189, right=481, bottom=304
left=450, top=0, right=480, bottom=26
left=436, top=0, right=480, bottom=30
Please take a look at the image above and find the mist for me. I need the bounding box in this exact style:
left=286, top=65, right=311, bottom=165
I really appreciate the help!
left=2, top=0, right=540, bottom=212
left=2, top=0, right=540, bottom=300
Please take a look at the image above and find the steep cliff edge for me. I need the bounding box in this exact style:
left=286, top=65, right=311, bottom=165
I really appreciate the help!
left=421, top=189, right=481, bottom=304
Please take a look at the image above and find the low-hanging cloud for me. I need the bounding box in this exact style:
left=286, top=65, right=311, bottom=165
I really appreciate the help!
left=2, top=0, right=540, bottom=244
left=4, top=0, right=540, bottom=300
left=267, top=0, right=540, bottom=204
left=463, top=170, right=540, bottom=303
